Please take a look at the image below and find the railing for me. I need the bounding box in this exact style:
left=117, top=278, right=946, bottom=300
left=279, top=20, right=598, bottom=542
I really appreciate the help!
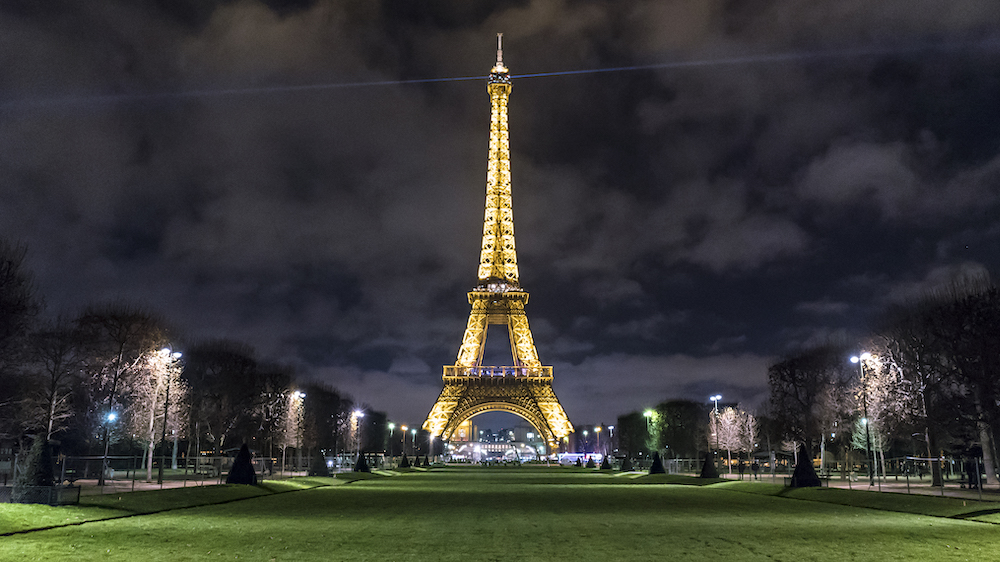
left=443, top=365, right=552, bottom=379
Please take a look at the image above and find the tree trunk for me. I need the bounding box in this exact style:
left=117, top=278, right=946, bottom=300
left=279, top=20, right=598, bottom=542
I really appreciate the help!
left=819, top=432, right=826, bottom=476
left=145, top=441, right=154, bottom=482
left=975, top=407, right=997, bottom=487
left=926, top=428, right=942, bottom=486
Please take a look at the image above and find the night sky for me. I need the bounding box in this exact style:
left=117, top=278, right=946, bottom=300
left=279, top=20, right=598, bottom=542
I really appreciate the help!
left=2, top=1, right=999, bottom=430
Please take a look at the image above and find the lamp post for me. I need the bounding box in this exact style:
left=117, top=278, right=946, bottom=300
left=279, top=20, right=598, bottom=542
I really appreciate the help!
left=411, top=429, right=417, bottom=457
left=595, top=426, right=602, bottom=457
left=608, top=425, right=615, bottom=456
left=851, top=353, right=875, bottom=486
left=388, top=423, right=395, bottom=456
left=352, top=410, right=365, bottom=458
left=710, top=395, right=722, bottom=469
left=100, top=411, right=118, bottom=488
left=157, top=348, right=182, bottom=485
left=291, top=391, right=305, bottom=472
left=401, top=426, right=408, bottom=457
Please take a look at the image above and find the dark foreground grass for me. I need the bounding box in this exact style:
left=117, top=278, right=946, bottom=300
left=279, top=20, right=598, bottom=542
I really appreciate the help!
left=2, top=467, right=999, bottom=561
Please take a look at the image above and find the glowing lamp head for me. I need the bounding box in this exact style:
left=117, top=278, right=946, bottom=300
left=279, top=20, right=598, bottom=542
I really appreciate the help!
left=107, top=412, right=118, bottom=422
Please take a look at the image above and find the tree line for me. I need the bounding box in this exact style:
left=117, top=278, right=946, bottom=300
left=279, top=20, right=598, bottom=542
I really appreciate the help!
left=0, top=240, right=385, bottom=479
left=612, top=274, right=998, bottom=486
left=616, top=400, right=759, bottom=467
left=768, top=274, right=1000, bottom=485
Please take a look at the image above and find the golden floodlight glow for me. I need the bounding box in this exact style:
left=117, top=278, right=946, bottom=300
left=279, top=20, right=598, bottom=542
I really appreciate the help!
left=423, top=34, right=573, bottom=452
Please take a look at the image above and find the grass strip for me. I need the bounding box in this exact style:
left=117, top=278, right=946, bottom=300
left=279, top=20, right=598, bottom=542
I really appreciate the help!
left=0, top=476, right=338, bottom=535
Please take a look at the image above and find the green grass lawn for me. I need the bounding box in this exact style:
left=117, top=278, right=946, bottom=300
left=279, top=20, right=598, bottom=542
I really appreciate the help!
left=2, top=467, right=999, bottom=561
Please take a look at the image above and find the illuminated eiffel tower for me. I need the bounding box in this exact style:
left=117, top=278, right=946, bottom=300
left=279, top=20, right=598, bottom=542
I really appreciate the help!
left=423, top=35, right=573, bottom=453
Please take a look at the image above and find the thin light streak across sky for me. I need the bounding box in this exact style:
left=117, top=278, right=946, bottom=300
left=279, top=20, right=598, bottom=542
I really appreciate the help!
left=2, top=38, right=994, bottom=111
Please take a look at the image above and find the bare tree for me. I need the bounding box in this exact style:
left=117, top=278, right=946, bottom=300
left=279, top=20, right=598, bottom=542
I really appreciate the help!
left=710, top=407, right=741, bottom=473
left=872, top=279, right=996, bottom=486
left=76, top=303, right=169, bottom=485
left=0, top=240, right=42, bottom=442
left=256, top=363, right=293, bottom=465
left=768, top=344, right=853, bottom=486
left=182, top=340, right=261, bottom=456
left=23, top=321, right=85, bottom=440
left=126, top=348, right=186, bottom=481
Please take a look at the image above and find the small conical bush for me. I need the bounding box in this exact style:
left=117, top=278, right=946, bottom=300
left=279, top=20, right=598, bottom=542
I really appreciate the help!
left=308, top=452, right=330, bottom=477
left=353, top=453, right=370, bottom=473
left=699, top=452, right=720, bottom=478
left=649, top=452, right=666, bottom=474
left=227, top=444, right=259, bottom=484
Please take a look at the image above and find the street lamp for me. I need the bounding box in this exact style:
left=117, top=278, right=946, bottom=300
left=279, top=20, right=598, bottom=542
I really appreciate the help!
left=710, top=395, right=722, bottom=468
left=288, top=391, right=305, bottom=473
left=642, top=410, right=654, bottom=459
left=157, top=348, right=182, bottom=485
left=595, top=426, right=602, bottom=456
left=99, top=411, right=118, bottom=488
left=851, top=353, right=875, bottom=486
left=401, top=426, right=408, bottom=457
left=352, top=410, right=365, bottom=457
left=411, top=429, right=417, bottom=457
left=388, top=423, right=395, bottom=456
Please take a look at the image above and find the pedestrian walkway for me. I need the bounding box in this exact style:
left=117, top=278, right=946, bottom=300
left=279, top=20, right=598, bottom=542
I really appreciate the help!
left=724, top=471, right=1000, bottom=502
left=825, top=477, right=1000, bottom=502
left=73, top=471, right=309, bottom=497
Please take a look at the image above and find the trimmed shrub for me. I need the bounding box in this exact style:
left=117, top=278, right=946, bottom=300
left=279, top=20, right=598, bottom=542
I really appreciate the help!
left=789, top=444, right=821, bottom=487
left=226, top=444, right=258, bottom=485
left=400, top=455, right=411, bottom=468
left=307, top=452, right=330, bottom=477
left=600, top=456, right=612, bottom=470
left=353, top=453, right=370, bottom=473
left=574, top=458, right=582, bottom=467
left=585, top=456, right=597, bottom=469
left=649, top=452, right=666, bottom=474
left=620, top=457, right=634, bottom=471
left=699, top=452, right=720, bottom=478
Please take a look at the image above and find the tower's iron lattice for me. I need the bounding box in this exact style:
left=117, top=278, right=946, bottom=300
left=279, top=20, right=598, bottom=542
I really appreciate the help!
left=423, top=35, right=574, bottom=452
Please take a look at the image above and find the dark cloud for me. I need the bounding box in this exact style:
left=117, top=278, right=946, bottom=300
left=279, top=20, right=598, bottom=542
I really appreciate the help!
left=1, top=0, right=999, bottom=428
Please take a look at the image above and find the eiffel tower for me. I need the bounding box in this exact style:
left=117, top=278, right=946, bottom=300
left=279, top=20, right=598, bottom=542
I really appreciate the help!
left=423, top=35, right=573, bottom=453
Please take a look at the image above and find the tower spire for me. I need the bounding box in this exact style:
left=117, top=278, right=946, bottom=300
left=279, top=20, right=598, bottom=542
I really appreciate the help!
left=481, top=32, right=515, bottom=286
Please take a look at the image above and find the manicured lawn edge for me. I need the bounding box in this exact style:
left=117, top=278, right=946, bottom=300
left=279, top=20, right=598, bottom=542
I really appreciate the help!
left=1, top=476, right=343, bottom=536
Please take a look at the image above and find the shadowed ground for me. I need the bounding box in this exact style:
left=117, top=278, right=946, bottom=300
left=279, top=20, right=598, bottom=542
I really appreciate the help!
left=2, top=467, right=999, bottom=561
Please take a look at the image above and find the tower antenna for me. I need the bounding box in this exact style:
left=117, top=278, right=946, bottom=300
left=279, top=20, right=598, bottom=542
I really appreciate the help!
left=497, top=33, right=503, bottom=66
